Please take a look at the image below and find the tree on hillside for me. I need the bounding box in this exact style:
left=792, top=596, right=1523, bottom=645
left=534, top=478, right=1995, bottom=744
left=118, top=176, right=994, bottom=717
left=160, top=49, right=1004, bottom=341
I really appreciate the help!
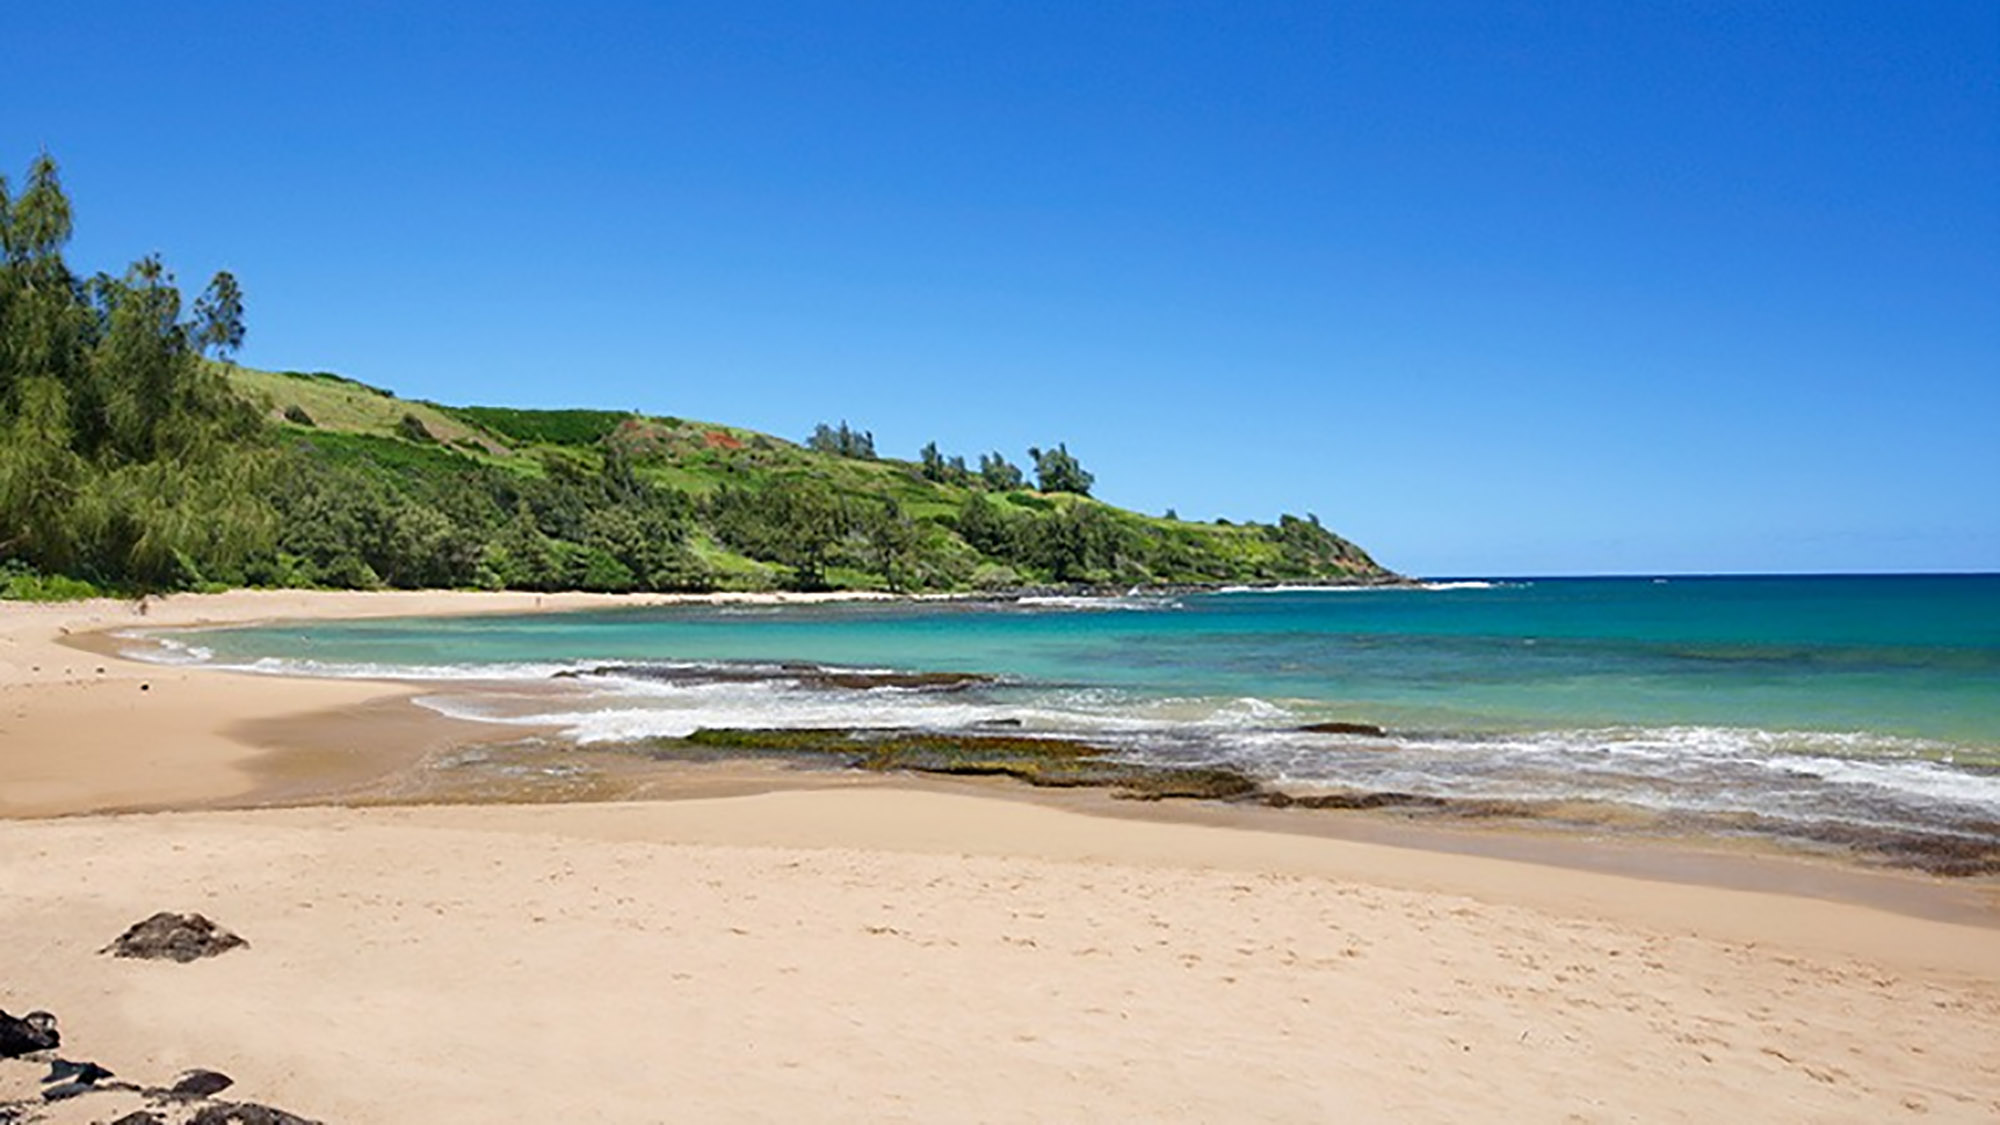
left=0, top=152, right=274, bottom=589
left=955, top=492, right=1013, bottom=558
left=808, top=420, right=875, bottom=459
left=1018, top=501, right=1123, bottom=582
left=193, top=270, right=245, bottom=361
left=978, top=451, right=1023, bottom=490
left=708, top=478, right=847, bottom=588
left=0, top=377, right=84, bottom=569
left=858, top=497, right=920, bottom=592
left=1027, top=443, right=1093, bottom=496
left=487, top=499, right=562, bottom=590
left=919, top=441, right=971, bottom=485
left=1, top=155, right=90, bottom=412
left=764, top=478, right=845, bottom=587
left=919, top=441, right=947, bottom=482
left=1270, top=512, right=1374, bottom=575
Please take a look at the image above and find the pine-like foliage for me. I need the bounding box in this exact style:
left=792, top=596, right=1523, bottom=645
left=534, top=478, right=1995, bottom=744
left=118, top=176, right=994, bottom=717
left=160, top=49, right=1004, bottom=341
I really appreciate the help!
left=0, top=155, right=273, bottom=589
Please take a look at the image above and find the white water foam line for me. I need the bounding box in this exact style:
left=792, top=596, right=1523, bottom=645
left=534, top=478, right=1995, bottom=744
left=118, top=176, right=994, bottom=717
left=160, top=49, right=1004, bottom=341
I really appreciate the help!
left=417, top=683, right=1017, bottom=744
left=1250, top=724, right=2000, bottom=817
left=112, top=630, right=216, bottom=664
left=1014, top=594, right=1183, bottom=611
left=1211, top=581, right=1520, bottom=593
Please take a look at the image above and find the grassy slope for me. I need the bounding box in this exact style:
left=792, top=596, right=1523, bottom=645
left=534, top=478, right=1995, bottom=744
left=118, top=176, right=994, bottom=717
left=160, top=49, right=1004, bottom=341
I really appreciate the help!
left=231, top=367, right=509, bottom=454
left=227, top=364, right=1390, bottom=587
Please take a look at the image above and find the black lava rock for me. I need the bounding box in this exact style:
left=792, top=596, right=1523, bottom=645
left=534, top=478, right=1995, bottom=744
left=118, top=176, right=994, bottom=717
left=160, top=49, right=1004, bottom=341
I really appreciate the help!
left=41, top=1080, right=97, bottom=1101
left=1297, top=721, right=1388, bottom=736
left=102, top=912, right=248, bottom=963
left=0, top=1009, right=58, bottom=1057
left=170, top=1069, right=237, bottom=1098
left=43, top=1058, right=114, bottom=1084
left=189, top=1103, right=323, bottom=1125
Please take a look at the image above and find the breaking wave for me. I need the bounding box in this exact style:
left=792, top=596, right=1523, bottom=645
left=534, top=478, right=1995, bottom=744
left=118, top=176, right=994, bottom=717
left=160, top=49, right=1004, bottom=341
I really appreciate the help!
left=1013, top=594, right=1183, bottom=611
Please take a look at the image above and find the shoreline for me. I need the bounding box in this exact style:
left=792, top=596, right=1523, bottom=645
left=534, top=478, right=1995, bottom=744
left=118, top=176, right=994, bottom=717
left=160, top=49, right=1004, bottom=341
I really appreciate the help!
left=7, top=589, right=904, bottom=817
left=11, top=588, right=1998, bottom=919
left=6, top=589, right=1999, bottom=1120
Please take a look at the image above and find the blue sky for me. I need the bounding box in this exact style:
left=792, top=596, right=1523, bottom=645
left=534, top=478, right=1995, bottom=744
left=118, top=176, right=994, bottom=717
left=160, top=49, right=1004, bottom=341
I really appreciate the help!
left=7, top=2, right=1995, bottom=575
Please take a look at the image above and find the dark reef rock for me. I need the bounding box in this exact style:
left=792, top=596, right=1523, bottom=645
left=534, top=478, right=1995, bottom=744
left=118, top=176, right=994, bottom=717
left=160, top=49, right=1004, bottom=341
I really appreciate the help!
left=814, top=670, right=994, bottom=691
left=44, top=1058, right=113, bottom=1085
left=171, top=1069, right=237, bottom=1098
left=1297, top=721, right=1387, bottom=737
left=652, top=723, right=2000, bottom=878
left=109, top=1113, right=168, bottom=1125
left=1768, top=818, right=2000, bottom=878
left=189, top=1102, right=323, bottom=1125
left=1264, top=790, right=1449, bottom=811
left=0, top=1010, right=58, bottom=1058
left=40, top=1080, right=100, bottom=1101
left=672, top=727, right=1262, bottom=800
left=103, top=913, right=248, bottom=963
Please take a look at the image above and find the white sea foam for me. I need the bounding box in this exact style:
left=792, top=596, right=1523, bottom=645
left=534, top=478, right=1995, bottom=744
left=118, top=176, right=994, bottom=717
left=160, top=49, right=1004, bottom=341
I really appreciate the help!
left=1212, top=584, right=1376, bottom=594
left=115, top=631, right=216, bottom=664
left=114, top=632, right=583, bottom=680
left=1014, top=594, right=1181, bottom=611
left=1239, top=723, right=2000, bottom=823
left=1204, top=696, right=1297, bottom=727
left=418, top=679, right=1021, bottom=743
left=213, top=656, right=599, bottom=682
left=1758, top=754, right=2000, bottom=809
left=1210, top=581, right=1518, bottom=594
left=411, top=676, right=1313, bottom=749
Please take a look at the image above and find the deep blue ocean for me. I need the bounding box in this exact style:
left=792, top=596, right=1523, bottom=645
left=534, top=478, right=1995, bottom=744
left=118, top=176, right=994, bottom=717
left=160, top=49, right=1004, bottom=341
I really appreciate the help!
left=152, top=575, right=2000, bottom=856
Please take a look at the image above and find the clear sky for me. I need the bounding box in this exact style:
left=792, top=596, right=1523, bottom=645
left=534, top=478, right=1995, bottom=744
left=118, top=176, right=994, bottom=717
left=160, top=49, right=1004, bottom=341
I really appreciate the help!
left=7, top=2, right=1995, bottom=576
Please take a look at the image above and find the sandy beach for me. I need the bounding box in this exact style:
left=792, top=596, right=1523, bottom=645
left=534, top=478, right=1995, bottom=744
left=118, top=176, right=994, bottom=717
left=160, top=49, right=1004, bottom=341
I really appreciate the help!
left=4, top=591, right=1999, bottom=1122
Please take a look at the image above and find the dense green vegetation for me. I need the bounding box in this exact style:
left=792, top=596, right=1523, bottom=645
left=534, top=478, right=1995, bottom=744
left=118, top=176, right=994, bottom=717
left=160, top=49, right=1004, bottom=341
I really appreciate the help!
left=0, top=154, right=1393, bottom=598
left=0, top=154, right=272, bottom=593
left=438, top=405, right=633, bottom=447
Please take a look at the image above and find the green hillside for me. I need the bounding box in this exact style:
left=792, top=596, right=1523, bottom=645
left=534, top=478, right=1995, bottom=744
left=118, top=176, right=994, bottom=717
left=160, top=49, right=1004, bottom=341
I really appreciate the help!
left=0, top=151, right=1393, bottom=598
left=224, top=364, right=1393, bottom=594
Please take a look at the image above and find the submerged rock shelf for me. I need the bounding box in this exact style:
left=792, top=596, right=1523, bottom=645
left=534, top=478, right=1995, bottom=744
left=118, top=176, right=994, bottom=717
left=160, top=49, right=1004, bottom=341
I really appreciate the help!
left=667, top=727, right=1261, bottom=800
left=643, top=727, right=2000, bottom=878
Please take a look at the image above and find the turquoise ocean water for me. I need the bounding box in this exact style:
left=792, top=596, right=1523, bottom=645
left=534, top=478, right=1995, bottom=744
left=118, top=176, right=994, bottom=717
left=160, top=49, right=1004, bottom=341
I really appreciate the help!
left=155, top=575, right=2000, bottom=857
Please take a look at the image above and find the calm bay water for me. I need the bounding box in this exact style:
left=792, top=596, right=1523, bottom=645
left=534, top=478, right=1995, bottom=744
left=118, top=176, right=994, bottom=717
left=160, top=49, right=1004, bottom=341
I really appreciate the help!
left=159, top=575, right=2000, bottom=860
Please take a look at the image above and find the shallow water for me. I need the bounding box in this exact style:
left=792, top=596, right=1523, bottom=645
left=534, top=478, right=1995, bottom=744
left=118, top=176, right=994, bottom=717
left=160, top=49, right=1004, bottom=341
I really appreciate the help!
left=159, top=575, right=2000, bottom=864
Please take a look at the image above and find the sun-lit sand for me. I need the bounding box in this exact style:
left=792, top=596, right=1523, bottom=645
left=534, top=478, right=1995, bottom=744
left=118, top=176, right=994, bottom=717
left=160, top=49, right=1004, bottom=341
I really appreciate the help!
left=3, top=591, right=1998, bottom=1122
